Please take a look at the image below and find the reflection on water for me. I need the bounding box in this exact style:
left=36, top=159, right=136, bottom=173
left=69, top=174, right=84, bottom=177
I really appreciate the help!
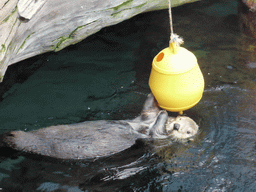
left=2, top=0, right=256, bottom=191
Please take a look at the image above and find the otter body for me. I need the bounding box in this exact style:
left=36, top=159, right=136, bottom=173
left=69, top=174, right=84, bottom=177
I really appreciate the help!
left=1, top=94, right=198, bottom=160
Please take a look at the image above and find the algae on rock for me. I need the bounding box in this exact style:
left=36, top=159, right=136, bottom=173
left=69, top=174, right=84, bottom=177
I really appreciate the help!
left=0, top=0, right=198, bottom=81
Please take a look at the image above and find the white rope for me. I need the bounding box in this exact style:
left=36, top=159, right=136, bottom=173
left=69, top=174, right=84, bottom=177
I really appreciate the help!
left=168, top=0, right=184, bottom=47
left=168, top=0, right=174, bottom=35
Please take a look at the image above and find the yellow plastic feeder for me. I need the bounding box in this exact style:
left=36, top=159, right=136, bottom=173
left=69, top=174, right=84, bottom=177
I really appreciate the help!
left=149, top=41, right=204, bottom=114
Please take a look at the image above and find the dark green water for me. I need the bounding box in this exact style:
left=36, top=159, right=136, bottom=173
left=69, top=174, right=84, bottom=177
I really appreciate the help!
left=2, top=0, right=256, bottom=191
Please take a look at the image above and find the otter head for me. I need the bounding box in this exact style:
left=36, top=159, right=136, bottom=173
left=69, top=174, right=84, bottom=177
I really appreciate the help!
left=166, top=116, right=199, bottom=141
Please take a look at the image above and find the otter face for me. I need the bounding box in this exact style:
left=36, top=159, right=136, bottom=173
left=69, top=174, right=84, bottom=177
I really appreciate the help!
left=166, top=116, right=199, bottom=140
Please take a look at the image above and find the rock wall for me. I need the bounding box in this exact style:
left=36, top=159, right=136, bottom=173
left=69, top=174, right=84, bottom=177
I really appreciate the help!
left=0, top=0, right=198, bottom=81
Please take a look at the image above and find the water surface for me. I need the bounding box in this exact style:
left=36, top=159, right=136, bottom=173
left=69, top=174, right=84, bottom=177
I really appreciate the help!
left=1, top=0, right=256, bottom=191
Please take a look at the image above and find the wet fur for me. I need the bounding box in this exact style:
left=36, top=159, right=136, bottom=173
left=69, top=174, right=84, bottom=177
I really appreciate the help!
left=0, top=94, right=198, bottom=160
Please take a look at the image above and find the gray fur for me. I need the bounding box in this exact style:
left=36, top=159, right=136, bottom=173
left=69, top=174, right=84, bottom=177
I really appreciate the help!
left=1, top=94, right=198, bottom=160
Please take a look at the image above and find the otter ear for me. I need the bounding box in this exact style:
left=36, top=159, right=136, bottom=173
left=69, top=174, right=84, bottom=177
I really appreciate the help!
left=141, top=93, right=159, bottom=115
left=149, top=110, right=168, bottom=138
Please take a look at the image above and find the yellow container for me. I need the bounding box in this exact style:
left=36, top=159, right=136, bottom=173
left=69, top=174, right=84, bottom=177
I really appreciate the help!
left=149, top=42, right=204, bottom=113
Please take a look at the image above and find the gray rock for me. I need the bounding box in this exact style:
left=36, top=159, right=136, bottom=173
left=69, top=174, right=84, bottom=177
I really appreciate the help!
left=0, top=0, right=198, bottom=81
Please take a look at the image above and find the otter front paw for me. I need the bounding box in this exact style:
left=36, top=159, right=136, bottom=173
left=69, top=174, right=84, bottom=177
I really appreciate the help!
left=149, top=110, right=168, bottom=138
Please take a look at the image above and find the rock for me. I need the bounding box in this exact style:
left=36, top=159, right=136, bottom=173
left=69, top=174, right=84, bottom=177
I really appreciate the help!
left=238, top=0, right=256, bottom=69
left=17, top=0, right=47, bottom=20
left=239, top=0, right=256, bottom=37
left=0, top=0, right=198, bottom=81
left=242, top=0, right=256, bottom=10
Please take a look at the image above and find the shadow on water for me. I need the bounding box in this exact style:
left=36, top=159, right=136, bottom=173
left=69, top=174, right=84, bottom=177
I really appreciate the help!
left=2, top=0, right=256, bottom=191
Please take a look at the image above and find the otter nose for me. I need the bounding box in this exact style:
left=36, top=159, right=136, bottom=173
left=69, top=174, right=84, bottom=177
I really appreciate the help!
left=173, top=123, right=180, bottom=131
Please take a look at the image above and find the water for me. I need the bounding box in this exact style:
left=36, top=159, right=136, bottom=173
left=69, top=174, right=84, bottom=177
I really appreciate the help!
left=1, top=0, right=256, bottom=191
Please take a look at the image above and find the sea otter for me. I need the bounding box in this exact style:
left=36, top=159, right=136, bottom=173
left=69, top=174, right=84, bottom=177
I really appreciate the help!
left=0, top=94, right=198, bottom=160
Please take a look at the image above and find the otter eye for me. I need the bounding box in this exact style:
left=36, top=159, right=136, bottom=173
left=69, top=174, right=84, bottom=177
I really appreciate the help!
left=173, top=123, right=180, bottom=131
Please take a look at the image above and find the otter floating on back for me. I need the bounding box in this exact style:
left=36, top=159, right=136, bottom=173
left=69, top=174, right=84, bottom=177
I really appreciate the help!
left=0, top=94, right=198, bottom=160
